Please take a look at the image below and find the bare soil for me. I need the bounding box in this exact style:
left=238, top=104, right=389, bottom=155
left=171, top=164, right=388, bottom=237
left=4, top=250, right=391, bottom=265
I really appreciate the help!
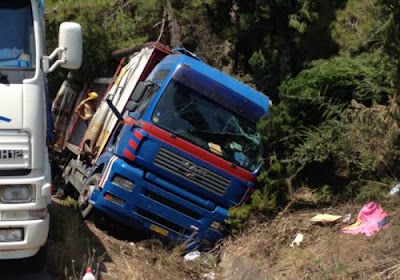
left=222, top=198, right=400, bottom=280
left=47, top=196, right=400, bottom=280
left=48, top=198, right=220, bottom=280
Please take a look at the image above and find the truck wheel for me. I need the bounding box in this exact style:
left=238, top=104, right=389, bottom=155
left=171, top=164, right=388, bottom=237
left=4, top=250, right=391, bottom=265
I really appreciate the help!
left=78, top=173, right=100, bottom=218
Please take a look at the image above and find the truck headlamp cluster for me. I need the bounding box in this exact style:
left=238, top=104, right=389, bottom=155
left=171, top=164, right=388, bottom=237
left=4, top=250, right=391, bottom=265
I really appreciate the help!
left=210, top=221, right=226, bottom=232
left=112, top=175, right=134, bottom=191
left=1, top=208, right=48, bottom=221
left=0, top=185, right=34, bottom=203
left=0, top=228, right=23, bottom=242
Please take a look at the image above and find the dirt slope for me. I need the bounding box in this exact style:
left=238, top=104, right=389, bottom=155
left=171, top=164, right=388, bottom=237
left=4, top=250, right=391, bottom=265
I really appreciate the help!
left=47, top=197, right=400, bottom=279
left=48, top=199, right=219, bottom=280
left=222, top=199, right=400, bottom=280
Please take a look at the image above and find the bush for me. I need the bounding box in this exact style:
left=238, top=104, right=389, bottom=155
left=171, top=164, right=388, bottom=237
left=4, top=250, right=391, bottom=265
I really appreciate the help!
left=355, top=181, right=391, bottom=203
left=232, top=53, right=400, bottom=225
left=228, top=156, right=282, bottom=230
left=46, top=0, right=164, bottom=88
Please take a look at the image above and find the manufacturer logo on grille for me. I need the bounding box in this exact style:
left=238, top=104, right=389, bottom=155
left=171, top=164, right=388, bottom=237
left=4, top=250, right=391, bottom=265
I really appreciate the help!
left=0, top=150, right=23, bottom=159
left=180, top=161, right=207, bottom=179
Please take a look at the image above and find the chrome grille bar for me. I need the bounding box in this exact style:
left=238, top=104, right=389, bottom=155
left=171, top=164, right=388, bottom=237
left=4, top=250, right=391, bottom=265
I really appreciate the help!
left=154, top=148, right=230, bottom=196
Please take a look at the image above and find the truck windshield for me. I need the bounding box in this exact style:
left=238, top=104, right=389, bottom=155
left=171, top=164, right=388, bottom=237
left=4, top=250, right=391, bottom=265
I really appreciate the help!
left=0, top=0, right=35, bottom=68
left=153, top=79, right=262, bottom=172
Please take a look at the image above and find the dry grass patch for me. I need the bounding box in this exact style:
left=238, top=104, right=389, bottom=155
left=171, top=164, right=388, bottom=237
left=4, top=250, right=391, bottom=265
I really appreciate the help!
left=223, top=198, right=400, bottom=279
left=48, top=198, right=220, bottom=279
left=48, top=198, right=108, bottom=279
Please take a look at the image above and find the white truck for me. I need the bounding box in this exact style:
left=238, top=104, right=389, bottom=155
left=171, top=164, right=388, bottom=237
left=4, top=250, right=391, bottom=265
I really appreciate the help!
left=0, top=0, right=82, bottom=264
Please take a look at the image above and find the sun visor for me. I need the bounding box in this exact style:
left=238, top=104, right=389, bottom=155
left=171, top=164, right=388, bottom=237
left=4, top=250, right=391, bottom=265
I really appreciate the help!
left=173, top=64, right=269, bottom=122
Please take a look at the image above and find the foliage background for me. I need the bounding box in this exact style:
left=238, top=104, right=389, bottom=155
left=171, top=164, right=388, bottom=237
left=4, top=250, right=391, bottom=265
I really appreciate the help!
left=46, top=0, right=400, bottom=225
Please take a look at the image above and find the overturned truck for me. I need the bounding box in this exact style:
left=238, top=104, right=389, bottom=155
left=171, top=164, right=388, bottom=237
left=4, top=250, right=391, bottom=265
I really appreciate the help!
left=53, top=42, right=270, bottom=249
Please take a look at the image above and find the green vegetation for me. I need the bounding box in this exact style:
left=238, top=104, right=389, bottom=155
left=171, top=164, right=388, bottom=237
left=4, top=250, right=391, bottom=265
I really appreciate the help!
left=46, top=0, right=400, bottom=227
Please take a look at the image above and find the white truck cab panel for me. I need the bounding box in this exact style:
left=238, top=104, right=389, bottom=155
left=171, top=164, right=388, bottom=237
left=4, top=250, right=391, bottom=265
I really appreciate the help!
left=0, top=0, right=82, bottom=260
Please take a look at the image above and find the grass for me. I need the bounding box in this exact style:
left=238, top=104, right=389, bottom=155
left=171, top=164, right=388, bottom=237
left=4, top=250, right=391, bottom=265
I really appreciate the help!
left=222, top=197, right=400, bottom=279
left=48, top=199, right=108, bottom=279
left=47, top=192, right=400, bottom=279
left=50, top=194, right=400, bottom=279
left=48, top=198, right=219, bottom=279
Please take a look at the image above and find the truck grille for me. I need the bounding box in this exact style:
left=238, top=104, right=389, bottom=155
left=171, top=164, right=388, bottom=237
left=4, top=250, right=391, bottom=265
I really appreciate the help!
left=137, top=208, right=188, bottom=235
left=154, top=148, right=230, bottom=196
left=0, top=131, right=30, bottom=170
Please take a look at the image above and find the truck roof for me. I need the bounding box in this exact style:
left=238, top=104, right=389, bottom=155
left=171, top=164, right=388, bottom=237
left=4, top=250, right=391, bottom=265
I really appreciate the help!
left=159, top=54, right=270, bottom=121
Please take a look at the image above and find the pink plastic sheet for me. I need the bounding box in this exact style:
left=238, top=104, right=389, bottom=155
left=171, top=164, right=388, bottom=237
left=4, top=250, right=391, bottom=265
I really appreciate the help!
left=342, top=202, right=390, bottom=236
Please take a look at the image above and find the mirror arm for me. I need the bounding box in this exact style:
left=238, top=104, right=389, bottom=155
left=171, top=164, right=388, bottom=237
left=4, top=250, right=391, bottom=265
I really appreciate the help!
left=43, top=47, right=66, bottom=73
left=47, top=59, right=65, bottom=73
left=146, top=80, right=160, bottom=90
left=106, top=99, right=124, bottom=122
left=49, top=47, right=64, bottom=60
left=129, top=111, right=140, bottom=120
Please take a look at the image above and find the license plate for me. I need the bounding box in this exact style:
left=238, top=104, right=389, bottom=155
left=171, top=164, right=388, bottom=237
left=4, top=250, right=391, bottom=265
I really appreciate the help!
left=150, top=224, right=169, bottom=237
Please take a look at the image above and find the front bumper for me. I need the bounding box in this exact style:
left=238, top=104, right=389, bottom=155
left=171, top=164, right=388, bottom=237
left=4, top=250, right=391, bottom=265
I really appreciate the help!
left=91, top=157, right=228, bottom=249
left=0, top=173, right=51, bottom=259
left=0, top=215, right=49, bottom=259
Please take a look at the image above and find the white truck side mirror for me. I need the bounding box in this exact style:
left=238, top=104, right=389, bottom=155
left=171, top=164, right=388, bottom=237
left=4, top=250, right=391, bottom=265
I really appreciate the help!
left=43, top=22, right=83, bottom=73
left=58, top=22, right=83, bottom=70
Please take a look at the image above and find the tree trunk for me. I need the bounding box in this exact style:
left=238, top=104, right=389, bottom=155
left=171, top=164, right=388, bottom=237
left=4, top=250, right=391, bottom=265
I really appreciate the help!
left=165, top=0, right=181, bottom=47
left=275, top=7, right=292, bottom=82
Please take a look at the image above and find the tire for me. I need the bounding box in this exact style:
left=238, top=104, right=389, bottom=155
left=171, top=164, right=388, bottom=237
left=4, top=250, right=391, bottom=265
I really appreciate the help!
left=78, top=173, right=101, bottom=218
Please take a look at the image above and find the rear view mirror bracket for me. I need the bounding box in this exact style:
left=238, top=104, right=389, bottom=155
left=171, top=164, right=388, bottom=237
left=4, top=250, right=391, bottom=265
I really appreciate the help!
left=105, top=99, right=124, bottom=122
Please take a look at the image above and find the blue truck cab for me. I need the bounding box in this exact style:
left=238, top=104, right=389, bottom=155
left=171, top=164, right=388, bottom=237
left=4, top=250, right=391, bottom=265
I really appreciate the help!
left=84, top=53, right=270, bottom=249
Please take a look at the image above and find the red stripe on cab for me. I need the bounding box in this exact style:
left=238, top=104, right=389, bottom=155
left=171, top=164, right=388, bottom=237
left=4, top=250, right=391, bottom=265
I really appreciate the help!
left=124, top=117, right=136, bottom=126
left=243, top=196, right=251, bottom=203
left=124, top=149, right=136, bottom=162
left=129, top=139, right=139, bottom=150
left=134, top=130, right=144, bottom=141
left=140, top=121, right=256, bottom=182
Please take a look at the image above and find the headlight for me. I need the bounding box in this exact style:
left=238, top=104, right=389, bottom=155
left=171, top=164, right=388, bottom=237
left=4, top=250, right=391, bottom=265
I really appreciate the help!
left=0, top=228, right=23, bottom=242
left=0, top=185, right=34, bottom=203
left=210, top=221, right=226, bottom=232
left=2, top=208, right=48, bottom=221
left=112, top=175, right=134, bottom=191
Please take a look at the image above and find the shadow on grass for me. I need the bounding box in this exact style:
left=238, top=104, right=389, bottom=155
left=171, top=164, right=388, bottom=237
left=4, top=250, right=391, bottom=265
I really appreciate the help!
left=0, top=260, right=52, bottom=280
left=47, top=200, right=112, bottom=279
left=0, top=200, right=108, bottom=280
left=89, top=209, right=152, bottom=244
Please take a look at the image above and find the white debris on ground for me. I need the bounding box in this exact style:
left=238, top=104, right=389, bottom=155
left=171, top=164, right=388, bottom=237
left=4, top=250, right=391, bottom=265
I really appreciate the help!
left=184, top=250, right=201, bottom=261
left=310, top=214, right=342, bottom=223
left=290, top=232, right=304, bottom=248
left=202, top=271, right=216, bottom=280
